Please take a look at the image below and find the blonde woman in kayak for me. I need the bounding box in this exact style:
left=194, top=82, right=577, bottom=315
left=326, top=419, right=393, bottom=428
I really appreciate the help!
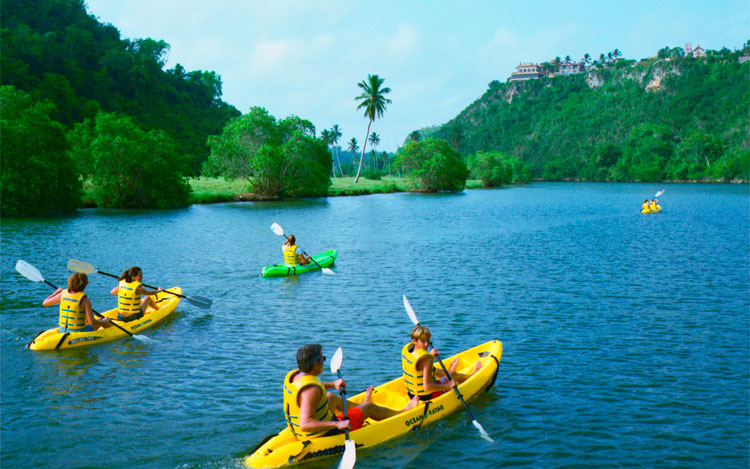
left=110, top=266, right=161, bottom=322
left=284, top=344, right=418, bottom=439
left=43, top=272, right=112, bottom=332
left=283, top=235, right=311, bottom=266
left=402, top=325, right=482, bottom=401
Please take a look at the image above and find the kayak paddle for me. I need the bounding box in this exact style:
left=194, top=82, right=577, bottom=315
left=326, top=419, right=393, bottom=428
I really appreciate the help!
left=330, top=347, right=356, bottom=469
left=15, top=260, right=150, bottom=342
left=402, top=295, right=494, bottom=443
left=655, top=189, right=665, bottom=199
left=66, top=259, right=212, bottom=309
left=270, top=223, right=335, bottom=275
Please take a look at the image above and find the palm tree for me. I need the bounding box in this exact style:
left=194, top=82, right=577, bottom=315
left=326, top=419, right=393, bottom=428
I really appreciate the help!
left=564, top=55, right=572, bottom=63
left=331, top=124, right=343, bottom=177
left=613, top=48, right=622, bottom=60
left=583, top=53, right=591, bottom=66
left=599, top=53, right=606, bottom=65
left=607, top=51, right=613, bottom=62
left=354, top=74, right=391, bottom=183
left=347, top=137, right=359, bottom=158
left=320, top=129, right=334, bottom=176
left=407, top=130, right=421, bottom=142
left=368, top=132, right=380, bottom=170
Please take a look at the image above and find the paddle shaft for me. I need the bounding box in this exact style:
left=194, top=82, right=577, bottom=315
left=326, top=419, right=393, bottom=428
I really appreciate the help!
left=433, top=347, right=479, bottom=425
left=335, top=369, right=351, bottom=440
left=43, top=280, right=134, bottom=337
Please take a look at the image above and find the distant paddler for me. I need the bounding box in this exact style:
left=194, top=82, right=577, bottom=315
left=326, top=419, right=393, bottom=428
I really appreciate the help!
left=282, top=235, right=311, bottom=266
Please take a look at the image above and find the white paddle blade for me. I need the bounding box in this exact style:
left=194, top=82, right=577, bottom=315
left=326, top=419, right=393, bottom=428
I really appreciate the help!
left=338, top=439, right=356, bottom=469
left=322, top=267, right=336, bottom=275
left=331, top=347, right=343, bottom=374
left=15, top=260, right=44, bottom=283
left=270, top=223, right=284, bottom=236
left=473, top=420, right=494, bottom=443
left=67, top=258, right=97, bottom=274
left=403, top=295, right=420, bottom=325
left=655, top=189, right=665, bottom=198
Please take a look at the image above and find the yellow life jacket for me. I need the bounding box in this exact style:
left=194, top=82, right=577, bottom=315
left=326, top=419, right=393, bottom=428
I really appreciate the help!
left=283, top=244, right=300, bottom=266
left=649, top=202, right=657, bottom=210
left=642, top=202, right=649, bottom=211
left=283, top=369, right=334, bottom=440
left=58, top=290, right=87, bottom=330
left=118, top=280, right=142, bottom=315
left=402, top=342, right=433, bottom=398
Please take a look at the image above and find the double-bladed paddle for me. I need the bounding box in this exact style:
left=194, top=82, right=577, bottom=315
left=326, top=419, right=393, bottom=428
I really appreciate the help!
left=402, top=295, right=494, bottom=443
left=66, top=259, right=212, bottom=309
left=270, top=223, right=335, bottom=275
left=15, top=260, right=150, bottom=342
left=330, top=347, right=356, bottom=469
left=655, top=189, right=665, bottom=199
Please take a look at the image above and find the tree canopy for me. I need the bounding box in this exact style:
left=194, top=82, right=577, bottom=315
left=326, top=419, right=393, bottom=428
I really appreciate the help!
left=205, top=107, right=332, bottom=198
left=396, top=138, right=468, bottom=192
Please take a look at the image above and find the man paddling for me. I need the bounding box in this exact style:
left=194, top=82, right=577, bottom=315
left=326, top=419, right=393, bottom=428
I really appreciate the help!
left=284, top=344, right=417, bottom=439
left=283, top=235, right=311, bottom=266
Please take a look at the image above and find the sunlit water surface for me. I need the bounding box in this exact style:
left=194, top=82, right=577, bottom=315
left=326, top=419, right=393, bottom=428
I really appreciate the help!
left=2, top=182, right=748, bottom=468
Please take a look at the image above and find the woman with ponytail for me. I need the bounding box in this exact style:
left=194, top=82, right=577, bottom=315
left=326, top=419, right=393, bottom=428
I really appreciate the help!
left=109, top=266, right=162, bottom=322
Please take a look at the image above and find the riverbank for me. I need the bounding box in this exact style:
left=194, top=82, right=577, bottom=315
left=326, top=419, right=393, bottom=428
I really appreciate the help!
left=188, top=176, right=486, bottom=204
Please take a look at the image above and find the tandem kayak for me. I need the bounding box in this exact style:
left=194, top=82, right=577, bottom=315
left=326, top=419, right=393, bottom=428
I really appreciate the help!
left=642, top=205, right=662, bottom=213
left=244, top=340, right=502, bottom=468
left=262, top=250, right=337, bottom=278
left=28, top=287, right=182, bottom=351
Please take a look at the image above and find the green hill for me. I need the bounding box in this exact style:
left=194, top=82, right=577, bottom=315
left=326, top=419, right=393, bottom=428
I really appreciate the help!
left=426, top=47, right=750, bottom=182
left=1, top=0, right=240, bottom=175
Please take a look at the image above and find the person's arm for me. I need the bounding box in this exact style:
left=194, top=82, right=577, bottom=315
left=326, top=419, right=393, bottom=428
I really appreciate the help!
left=110, top=284, right=119, bottom=295
left=420, top=354, right=455, bottom=393
left=298, top=386, right=349, bottom=432
left=42, top=288, right=63, bottom=306
left=323, top=378, right=345, bottom=391
left=82, top=296, right=110, bottom=327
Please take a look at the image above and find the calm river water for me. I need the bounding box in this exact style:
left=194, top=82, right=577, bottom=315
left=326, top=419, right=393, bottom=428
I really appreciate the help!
left=1, top=182, right=748, bottom=468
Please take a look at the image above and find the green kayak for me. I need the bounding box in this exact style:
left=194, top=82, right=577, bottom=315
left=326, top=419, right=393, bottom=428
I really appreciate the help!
left=262, top=250, right=337, bottom=278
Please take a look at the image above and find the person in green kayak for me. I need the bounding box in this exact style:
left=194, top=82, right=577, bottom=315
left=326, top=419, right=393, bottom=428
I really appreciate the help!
left=109, top=266, right=162, bottom=322
left=43, top=272, right=112, bottom=333
left=284, top=344, right=418, bottom=440
left=402, top=325, right=482, bottom=401
left=283, top=235, right=311, bottom=266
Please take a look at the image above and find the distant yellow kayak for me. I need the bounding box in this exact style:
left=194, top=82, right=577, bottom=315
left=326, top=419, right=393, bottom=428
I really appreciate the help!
left=642, top=205, right=662, bottom=214
left=244, top=340, right=502, bottom=468
left=28, top=288, right=181, bottom=351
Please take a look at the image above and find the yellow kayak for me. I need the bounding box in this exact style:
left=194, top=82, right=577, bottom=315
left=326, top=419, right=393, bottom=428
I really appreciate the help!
left=244, top=340, right=502, bottom=468
left=28, top=287, right=182, bottom=351
left=642, top=205, right=662, bottom=213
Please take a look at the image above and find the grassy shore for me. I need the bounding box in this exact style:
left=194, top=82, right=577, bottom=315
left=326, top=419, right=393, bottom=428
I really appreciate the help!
left=189, top=176, right=485, bottom=204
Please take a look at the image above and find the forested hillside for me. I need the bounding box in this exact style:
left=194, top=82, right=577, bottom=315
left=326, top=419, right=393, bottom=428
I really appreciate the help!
left=1, top=0, right=240, bottom=175
left=427, top=48, right=750, bottom=182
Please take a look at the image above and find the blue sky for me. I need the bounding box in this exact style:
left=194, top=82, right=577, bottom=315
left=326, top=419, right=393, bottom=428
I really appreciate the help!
left=85, top=0, right=748, bottom=152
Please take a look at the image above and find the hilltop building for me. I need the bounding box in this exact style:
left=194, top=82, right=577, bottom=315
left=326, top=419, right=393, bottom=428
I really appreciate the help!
left=685, top=42, right=706, bottom=58
left=509, top=63, right=544, bottom=81
left=558, top=61, right=585, bottom=75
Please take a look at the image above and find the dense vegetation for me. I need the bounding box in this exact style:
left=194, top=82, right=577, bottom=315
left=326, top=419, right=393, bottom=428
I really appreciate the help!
left=1, top=0, right=240, bottom=175
left=1, top=86, right=82, bottom=216
left=395, top=138, right=468, bottom=191
left=204, top=107, right=331, bottom=198
left=428, top=47, right=750, bottom=182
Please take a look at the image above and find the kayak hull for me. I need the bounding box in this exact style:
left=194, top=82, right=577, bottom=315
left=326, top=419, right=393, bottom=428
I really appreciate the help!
left=244, top=340, right=502, bottom=468
left=262, top=250, right=337, bottom=278
left=28, top=287, right=182, bottom=351
left=642, top=205, right=662, bottom=213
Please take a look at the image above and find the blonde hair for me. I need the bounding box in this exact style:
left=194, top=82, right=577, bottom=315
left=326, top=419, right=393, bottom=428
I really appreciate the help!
left=410, top=325, right=431, bottom=342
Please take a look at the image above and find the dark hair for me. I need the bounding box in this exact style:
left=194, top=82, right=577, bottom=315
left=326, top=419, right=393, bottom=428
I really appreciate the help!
left=296, top=343, right=323, bottom=372
left=119, top=266, right=142, bottom=282
left=68, top=272, right=88, bottom=292
left=285, top=235, right=296, bottom=246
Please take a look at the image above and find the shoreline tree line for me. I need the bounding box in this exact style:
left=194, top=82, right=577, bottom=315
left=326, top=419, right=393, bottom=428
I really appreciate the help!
left=1, top=0, right=746, bottom=217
